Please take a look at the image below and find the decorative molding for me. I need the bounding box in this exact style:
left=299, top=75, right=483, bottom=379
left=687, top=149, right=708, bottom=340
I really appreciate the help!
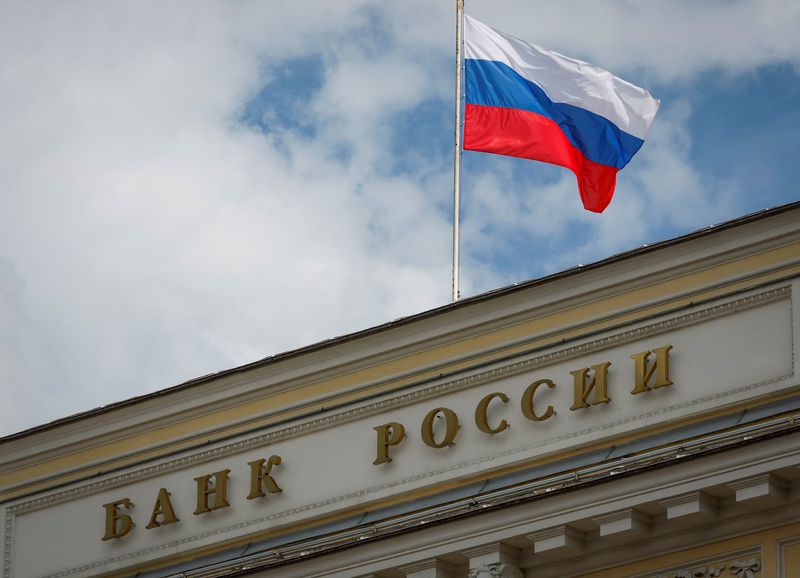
left=2, top=509, right=12, bottom=578
left=468, top=563, right=522, bottom=578
left=4, top=286, right=792, bottom=578
left=639, top=550, right=761, bottom=578
left=654, top=566, right=724, bottom=578
left=465, top=542, right=521, bottom=578
left=729, top=558, right=761, bottom=578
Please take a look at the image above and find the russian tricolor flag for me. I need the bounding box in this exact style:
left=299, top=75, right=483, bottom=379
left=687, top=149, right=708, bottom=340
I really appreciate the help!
left=464, top=15, right=660, bottom=213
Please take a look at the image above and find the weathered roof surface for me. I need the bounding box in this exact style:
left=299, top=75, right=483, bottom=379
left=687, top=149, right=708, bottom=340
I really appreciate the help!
left=3, top=201, right=799, bottom=443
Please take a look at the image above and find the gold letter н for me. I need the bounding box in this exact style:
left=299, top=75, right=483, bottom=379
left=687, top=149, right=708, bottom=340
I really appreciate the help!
left=193, top=469, right=231, bottom=515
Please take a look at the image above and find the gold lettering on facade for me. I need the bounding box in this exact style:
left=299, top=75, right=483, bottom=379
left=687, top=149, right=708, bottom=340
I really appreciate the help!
left=421, top=407, right=459, bottom=448
left=97, top=344, right=680, bottom=542
left=570, top=362, right=612, bottom=411
left=475, top=392, right=510, bottom=434
left=146, top=488, right=179, bottom=529
left=373, top=422, right=406, bottom=465
left=247, top=455, right=283, bottom=499
left=193, top=469, right=231, bottom=515
left=630, top=345, right=673, bottom=395
left=102, top=498, right=135, bottom=541
left=521, top=378, right=556, bottom=421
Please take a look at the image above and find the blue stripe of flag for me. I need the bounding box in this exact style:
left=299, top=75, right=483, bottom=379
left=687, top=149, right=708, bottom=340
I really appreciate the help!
left=465, top=59, right=645, bottom=169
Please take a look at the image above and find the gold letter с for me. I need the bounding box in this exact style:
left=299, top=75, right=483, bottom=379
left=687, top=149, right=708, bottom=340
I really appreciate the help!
left=475, top=392, right=510, bottom=434
left=521, top=379, right=556, bottom=422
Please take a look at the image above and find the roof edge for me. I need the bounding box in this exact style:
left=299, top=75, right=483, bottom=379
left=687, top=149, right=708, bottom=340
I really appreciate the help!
left=3, top=201, right=799, bottom=443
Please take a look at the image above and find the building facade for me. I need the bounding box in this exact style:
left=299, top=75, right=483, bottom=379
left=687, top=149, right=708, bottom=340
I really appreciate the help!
left=2, top=203, right=800, bottom=578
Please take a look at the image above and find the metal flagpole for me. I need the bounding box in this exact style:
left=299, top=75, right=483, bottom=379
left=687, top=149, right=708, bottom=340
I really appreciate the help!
left=451, top=0, right=465, bottom=302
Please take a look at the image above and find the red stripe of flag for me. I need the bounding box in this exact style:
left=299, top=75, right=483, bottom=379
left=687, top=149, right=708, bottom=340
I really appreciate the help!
left=464, top=103, right=619, bottom=213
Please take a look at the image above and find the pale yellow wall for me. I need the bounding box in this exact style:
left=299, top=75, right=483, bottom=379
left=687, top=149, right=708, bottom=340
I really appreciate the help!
left=783, top=540, right=800, bottom=578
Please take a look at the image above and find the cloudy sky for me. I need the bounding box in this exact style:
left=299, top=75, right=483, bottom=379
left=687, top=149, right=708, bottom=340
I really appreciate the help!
left=1, top=0, right=799, bottom=437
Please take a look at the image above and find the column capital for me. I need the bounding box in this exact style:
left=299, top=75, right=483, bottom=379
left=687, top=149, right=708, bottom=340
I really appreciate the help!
left=464, top=542, right=522, bottom=578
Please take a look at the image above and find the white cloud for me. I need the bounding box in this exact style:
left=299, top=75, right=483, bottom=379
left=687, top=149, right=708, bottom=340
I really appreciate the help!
left=0, top=0, right=452, bottom=434
left=0, top=0, right=797, bottom=435
left=468, top=0, right=800, bottom=82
